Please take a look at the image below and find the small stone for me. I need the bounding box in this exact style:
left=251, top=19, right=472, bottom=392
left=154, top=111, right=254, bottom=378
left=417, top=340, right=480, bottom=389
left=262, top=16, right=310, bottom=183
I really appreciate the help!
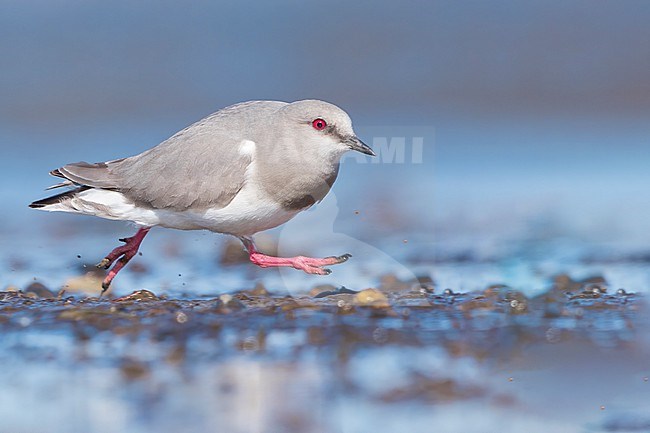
left=505, top=291, right=528, bottom=313
left=309, top=284, right=338, bottom=297
left=24, top=282, right=56, bottom=299
left=353, top=289, right=390, bottom=308
left=176, top=312, right=188, bottom=324
left=114, top=289, right=160, bottom=302
left=218, top=293, right=244, bottom=310
left=63, top=272, right=105, bottom=294
left=589, top=285, right=605, bottom=294
left=249, top=282, right=270, bottom=297
left=313, top=286, right=358, bottom=298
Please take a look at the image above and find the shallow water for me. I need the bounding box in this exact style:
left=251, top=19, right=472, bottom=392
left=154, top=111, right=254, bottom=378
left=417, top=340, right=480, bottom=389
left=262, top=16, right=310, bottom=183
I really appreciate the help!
left=0, top=281, right=648, bottom=433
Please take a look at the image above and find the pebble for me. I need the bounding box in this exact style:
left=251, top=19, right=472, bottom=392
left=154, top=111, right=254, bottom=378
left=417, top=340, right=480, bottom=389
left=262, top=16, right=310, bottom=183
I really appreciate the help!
left=24, top=282, right=56, bottom=299
left=62, top=272, right=105, bottom=294
left=353, top=289, right=390, bottom=308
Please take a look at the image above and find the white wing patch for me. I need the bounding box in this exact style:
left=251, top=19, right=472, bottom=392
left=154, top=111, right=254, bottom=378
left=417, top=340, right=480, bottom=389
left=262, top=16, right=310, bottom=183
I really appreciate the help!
left=238, top=139, right=256, bottom=157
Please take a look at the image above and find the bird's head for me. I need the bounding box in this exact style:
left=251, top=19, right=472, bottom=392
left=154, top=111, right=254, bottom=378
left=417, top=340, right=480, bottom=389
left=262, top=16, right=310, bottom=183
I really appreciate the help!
left=278, top=100, right=375, bottom=160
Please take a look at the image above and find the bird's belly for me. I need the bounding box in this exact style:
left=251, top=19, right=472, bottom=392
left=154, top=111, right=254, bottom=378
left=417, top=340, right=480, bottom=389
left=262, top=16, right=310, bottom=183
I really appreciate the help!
left=154, top=186, right=301, bottom=235
left=69, top=185, right=301, bottom=235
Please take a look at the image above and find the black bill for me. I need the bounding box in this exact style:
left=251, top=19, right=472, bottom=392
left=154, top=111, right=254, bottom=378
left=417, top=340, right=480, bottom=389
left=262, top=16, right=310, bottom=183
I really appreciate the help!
left=343, top=136, right=375, bottom=156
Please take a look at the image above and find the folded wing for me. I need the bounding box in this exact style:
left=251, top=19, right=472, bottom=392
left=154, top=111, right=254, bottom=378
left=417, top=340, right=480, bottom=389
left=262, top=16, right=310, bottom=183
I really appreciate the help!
left=32, top=100, right=286, bottom=212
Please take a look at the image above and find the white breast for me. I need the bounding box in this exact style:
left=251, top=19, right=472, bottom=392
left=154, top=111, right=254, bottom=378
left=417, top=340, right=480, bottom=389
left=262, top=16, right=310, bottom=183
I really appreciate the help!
left=194, top=138, right=300, bottom=235
left=198, top=183, right=300, bottom=235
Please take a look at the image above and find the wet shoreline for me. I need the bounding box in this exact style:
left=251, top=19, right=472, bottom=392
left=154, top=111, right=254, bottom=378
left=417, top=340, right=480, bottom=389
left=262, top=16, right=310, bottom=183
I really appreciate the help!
left=1, top=277, right=648, bottom=432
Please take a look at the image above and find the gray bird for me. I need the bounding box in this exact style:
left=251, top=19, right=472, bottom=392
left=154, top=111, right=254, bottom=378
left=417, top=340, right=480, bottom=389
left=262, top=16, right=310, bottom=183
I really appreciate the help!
left=30, top=100, right=375, bottom=293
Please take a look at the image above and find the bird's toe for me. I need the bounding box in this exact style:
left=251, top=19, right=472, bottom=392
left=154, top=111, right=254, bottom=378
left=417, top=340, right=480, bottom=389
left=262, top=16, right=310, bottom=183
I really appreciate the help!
left=301, top=265, right=332, bottom=275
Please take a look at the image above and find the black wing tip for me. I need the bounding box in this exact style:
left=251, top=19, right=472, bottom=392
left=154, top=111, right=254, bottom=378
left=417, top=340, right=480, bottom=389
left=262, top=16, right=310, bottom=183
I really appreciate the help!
left=29, top=186, right=89, bottom=209
left=29, top=195, right=65, bottom=209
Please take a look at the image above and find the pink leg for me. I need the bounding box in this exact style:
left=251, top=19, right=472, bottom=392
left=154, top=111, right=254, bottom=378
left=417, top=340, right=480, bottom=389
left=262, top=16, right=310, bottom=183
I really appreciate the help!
left=96, top=227, right=150, bottom=294
left=239, top=237, right=351, bottom=275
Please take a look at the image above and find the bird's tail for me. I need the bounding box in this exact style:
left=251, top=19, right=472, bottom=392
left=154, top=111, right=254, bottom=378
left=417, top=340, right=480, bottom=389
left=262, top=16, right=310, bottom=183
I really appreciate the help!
left=29, top=187, right=89, bottom=211
left=30, top=161, right=144, bottom=223
left=30, top=161, right=119, bottom=213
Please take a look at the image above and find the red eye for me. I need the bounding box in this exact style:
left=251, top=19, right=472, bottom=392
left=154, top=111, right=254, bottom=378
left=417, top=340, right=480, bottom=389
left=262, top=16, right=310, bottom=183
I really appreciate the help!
left=312, top=118, right=327, bottom=130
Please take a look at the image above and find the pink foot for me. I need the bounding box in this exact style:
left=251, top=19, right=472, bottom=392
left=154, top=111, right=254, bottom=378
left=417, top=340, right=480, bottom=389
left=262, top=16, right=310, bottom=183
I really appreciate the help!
left=240, top=237, right=351, bottom=275
left=96, top=227, right=150, bottom=293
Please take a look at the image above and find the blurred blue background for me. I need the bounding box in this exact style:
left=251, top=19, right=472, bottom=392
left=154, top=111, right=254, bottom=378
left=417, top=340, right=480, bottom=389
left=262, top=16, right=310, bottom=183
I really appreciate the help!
left=2, top=0, right=650, bottom=293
